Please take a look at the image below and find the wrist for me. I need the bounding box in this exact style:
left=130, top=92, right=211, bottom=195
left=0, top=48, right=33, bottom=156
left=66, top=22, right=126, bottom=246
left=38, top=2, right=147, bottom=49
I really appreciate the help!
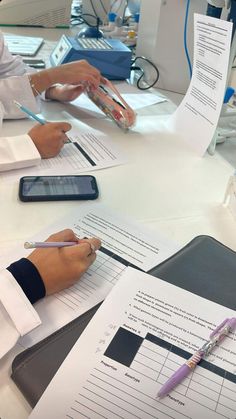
left=7, top=258, right=46, bottom=304
left=29, top=69, right=54, bottom=97
left=45, top=85, right=60, bottom=101
left=46, top=66, right=61, bottom=85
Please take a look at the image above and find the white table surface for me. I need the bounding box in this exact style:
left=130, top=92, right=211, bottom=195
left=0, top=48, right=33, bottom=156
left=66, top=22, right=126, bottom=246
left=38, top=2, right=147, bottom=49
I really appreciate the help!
left=0, top=26, right=236, bottom=419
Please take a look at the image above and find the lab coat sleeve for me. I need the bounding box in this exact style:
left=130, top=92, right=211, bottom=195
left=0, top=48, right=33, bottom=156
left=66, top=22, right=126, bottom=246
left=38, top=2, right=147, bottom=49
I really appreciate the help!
left=0, top=31, right=39, bottom=119
left=0, top=74, right=39, bottom=119
left=0, top=134, right=41, bottom=172
left=0, top=100, right=41, bottom=171
left=0, top=269, right=41, bottom=359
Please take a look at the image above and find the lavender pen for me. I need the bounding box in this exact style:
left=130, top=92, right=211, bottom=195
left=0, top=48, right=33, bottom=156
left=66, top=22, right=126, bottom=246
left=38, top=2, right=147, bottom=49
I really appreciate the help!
left=157, top=317, right=236, bottom=399
left=24, top=241, right=77, bottom=249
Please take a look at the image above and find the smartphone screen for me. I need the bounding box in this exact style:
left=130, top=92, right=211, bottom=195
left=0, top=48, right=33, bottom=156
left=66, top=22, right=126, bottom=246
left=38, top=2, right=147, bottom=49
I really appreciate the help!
left=19, top=175, right=99, bottom=202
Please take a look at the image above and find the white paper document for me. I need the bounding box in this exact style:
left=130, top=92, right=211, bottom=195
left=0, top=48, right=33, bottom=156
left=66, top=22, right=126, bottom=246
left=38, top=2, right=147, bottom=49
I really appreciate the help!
left=71, top=83, right=166, bottom=117
left=2, top=204, right=178, bottom=348
left=168, top=14, right=232, bottom=156
left=29, top=267, right=236, bottom=419
left=2, top=131, right=126, bottom=181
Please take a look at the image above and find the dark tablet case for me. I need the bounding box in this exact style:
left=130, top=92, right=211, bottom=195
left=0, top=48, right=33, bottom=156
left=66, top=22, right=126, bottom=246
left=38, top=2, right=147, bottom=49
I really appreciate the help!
left=11, top=235, right=236, bottom=407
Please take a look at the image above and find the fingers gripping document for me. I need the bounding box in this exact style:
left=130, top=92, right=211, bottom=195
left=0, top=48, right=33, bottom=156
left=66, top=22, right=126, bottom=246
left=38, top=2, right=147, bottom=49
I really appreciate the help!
left=29, top=268, right=236, bottom=419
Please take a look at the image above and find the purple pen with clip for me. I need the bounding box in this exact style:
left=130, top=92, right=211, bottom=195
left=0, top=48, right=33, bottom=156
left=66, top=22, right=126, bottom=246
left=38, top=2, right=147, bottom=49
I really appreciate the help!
left=157, top=317, right=236, bottom=399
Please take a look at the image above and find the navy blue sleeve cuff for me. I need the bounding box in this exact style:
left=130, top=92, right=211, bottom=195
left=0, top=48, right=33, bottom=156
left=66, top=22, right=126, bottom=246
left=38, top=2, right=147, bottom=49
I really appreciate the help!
left=7, top=258, right=46, bottom=304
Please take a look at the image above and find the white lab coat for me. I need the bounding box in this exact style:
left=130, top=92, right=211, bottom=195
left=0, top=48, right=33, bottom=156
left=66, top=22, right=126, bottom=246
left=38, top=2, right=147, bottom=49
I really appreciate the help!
left=0, top=269, right=41, bottom=359
left=0, top=32, right=42, bottom=359
left=0, top=31, right=41, bottom=172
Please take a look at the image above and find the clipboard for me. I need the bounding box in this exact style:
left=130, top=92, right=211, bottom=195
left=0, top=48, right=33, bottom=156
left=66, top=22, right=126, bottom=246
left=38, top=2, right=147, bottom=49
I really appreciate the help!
left=11, top=235, right=236, bottom=407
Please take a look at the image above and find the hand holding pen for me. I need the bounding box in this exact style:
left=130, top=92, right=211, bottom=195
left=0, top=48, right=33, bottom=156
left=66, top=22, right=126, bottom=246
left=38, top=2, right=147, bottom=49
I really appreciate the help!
left=25, top=230, right=101, bottom=296
left=13, top=100, right=71, bottom=157
left=157, top=317, right=236, bottom=399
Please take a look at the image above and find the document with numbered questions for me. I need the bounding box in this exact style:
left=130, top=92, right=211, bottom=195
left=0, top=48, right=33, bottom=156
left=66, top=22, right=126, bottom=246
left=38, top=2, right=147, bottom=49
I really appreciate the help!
left=29, top=267, right=236, bottom=419
left=1, top=204, right=179, bottom=349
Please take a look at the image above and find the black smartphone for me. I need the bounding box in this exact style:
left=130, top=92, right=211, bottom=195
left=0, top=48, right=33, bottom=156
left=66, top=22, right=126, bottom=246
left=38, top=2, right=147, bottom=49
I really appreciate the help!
left=19, top=175, right=99, bottom=202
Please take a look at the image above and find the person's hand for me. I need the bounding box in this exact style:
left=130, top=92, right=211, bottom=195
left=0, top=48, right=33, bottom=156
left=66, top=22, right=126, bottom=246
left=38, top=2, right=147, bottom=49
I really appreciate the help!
left=45, top=75, right=108, bottom=103
left=29, top=60, right=106, bottom=98
left=28, top=122, right=71, bottom=158
left=45, top=84, right=85, bottom=102
left=48, top=60, right=102, bottom=89
left=27, top=229, right=101, bottom=295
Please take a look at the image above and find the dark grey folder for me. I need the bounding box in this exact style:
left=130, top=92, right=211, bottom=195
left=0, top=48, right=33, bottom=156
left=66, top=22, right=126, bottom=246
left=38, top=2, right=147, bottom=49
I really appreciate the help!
left=11, top=235, right=236, bottom=407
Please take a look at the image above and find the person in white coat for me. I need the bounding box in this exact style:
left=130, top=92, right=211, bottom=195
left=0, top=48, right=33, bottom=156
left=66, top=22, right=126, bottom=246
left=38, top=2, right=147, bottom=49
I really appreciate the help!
left=0, top=31, right=102, bottom=171
left=0, top=229, right=101, bottom=359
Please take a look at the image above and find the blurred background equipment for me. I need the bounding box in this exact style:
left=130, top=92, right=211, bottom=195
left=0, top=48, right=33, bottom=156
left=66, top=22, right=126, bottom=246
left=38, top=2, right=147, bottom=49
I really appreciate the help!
left=136, top=0, right=207, bottom=94
left=0, top=0, right=73, bottom=28
left=80, top=0, right=128, bottom=25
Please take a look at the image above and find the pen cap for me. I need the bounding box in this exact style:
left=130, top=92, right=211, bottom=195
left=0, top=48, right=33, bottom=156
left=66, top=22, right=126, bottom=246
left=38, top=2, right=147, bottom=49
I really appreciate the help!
left=210, top=317, right=236, bottom=338
left=210, top=318, right=229, bottom=338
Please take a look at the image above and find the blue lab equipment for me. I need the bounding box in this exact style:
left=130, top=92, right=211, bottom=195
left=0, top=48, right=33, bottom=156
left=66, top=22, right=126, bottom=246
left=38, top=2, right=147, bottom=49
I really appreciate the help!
left=228, top=0, right=236, bottom=38
left=134, top=13, right=140, bottom=23
left=50, top=35, right=132, bottom=80
left=108, top=12, right=117, bottom=23
left=206, top=4, right=223, bottom=18
left=206, top=0, right=236, bottom=38
left=224, top=87, right=235, bottom=103
left=77, top=26, right=104, bottom=38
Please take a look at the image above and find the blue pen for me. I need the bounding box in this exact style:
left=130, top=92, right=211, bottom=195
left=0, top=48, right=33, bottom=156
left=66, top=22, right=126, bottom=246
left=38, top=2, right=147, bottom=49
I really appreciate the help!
left=13, top=100, right=71, bottom=143
left=13, top=100, right=46, bottom=125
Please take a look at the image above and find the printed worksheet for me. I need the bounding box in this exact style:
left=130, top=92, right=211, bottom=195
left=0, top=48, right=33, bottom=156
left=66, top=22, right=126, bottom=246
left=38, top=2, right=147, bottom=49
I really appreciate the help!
left=1, top=204, right=178, bottom=348
left=168, top=14, right=232, bottom=155
left=2, top=131, right=126, bottom=181
left=29, top=267, right=236, bottom=419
